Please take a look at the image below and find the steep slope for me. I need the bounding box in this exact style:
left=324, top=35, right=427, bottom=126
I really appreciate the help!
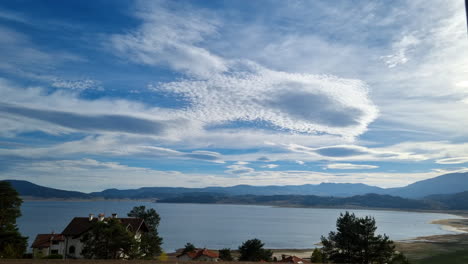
left=3, top=180, right=90, bottom=199
left=425, top=191, right=468, bottom=210
left=385, top=172, right=468, bottom=198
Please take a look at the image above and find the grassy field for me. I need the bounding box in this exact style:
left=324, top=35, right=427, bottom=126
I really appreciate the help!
left=396, top=233, right=468, bottom=264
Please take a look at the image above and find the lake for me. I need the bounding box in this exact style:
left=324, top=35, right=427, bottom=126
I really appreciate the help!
left=17, top=201, right=462, bottom=252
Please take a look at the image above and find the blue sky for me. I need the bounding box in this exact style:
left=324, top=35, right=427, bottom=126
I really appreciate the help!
left=0, top=0, right=467, bottom=192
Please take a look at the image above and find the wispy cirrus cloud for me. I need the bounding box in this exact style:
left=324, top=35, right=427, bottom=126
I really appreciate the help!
left=325, top=163, right=378, bottom=170
left=110, top=1, right=227, bottom=78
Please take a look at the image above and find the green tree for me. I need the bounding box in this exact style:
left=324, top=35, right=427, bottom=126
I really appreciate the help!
left=389, top=252, right=411, bottom=264
left=81, top=218, right=134, bottom=259
left=238, top=238, right=273, bottom=262
left=311, top=248, right=324, bottom=263
left=182, top=242, right=196, bottom=254
left=219, top=248, right=234, bottom=261
left=321, top=212, right=396, bottom=264
left=127, top=206, right=163, bottom=259
left=0, top=181, right=27, bottom=259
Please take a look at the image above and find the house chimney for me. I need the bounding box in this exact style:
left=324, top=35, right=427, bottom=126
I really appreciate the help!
left=111, top=213, right=117, bottom=218
left=89, top=214, right=94, bottom=221
left=98, top=213, right=105, bottom=221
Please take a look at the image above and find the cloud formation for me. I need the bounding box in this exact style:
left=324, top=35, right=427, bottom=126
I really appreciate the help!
left=325, top=163, right=378, bottom=170
left=111, top=1, right=227, bottom=78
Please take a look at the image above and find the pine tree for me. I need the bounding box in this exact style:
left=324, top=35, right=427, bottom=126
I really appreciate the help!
left=127, top=206, right=163, bottom=258
left=238, top=238, right=273, bottom=262
left=0, top=181, right=27, bottom=259
left=219, top=248, right=234, bottom=261
left=321, top=212, right=396, bottom=264
left=310, top=248, right=324, bottom=263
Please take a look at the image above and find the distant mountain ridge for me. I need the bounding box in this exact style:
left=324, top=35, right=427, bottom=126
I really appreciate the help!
left=3, top=172, right=468, bottom=201
left=383, top=172, right=468, bottom=198
left=5, top=179, right=90, bottom=199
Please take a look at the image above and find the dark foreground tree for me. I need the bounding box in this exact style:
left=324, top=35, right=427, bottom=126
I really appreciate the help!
left=127, top=206, right=163, bottom=259
left=321, top=212, right=398, bottom=264
left=219, top=248, right=234, bottom=261
left=0, top=181, right=27, bottom=258
left=238, top=238, right=273, bottom=262
left=81, top=218, right=134, bottom=259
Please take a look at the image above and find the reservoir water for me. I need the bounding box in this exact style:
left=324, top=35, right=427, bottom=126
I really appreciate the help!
left=18, top=201, right=462, bottom=252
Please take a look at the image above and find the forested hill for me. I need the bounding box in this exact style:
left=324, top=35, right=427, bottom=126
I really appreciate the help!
left=158, top=193, right=444, bottom=210
left=4, top=180, right=90, bottom=199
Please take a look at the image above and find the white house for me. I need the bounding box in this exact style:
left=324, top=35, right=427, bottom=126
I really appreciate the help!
left=31, top=233, right=65, bottom=258
left=61, top=213, right=148, bottom=259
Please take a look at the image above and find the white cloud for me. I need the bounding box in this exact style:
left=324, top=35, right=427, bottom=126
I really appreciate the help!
left=225, top=164, right=255, bottom=175
left=157, top=63, right=378, bottom=138
left=110, top=1, right=227, bottom=78
left=262, top=164, right=279, bottom=169
left=325, top=163, right=378, bottom=170
left=51, top=79, right=100, bottom=91
left=436, top=157, right=468, bottom=165
left=381, top=34, right=420, bottom=68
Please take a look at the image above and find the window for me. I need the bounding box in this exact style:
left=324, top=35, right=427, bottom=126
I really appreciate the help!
left=51, top=249, right=59, bottom=255
left=69, top=246, right=75, bottom=254
left=52, top=240, right=59, bottom=245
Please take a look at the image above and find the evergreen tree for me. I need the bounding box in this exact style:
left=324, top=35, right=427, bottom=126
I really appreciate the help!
left=219, top=248, right=234, bottom=261
left=182, top=242, right=196, bottom=254
left=321, top=212, right=397, bottom=264
left=310, top=248, right=324, bottom=263
left=127, top=206, right=163, bottom=258
left=0, top=181, right=27, bottom=259
left=238, top=238, right=273, bottom=262
left=81, top=217, right=134, bottom=259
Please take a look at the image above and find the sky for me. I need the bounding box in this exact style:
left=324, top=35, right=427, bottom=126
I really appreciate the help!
left=0, top=0, right=467, bottom=192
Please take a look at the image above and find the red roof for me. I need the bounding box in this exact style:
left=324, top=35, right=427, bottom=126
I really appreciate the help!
left=177, top=249, right=219, bottom=259
left=280, top=256, right=306, bottom=264
left=31, top=234, right=65, bottom=249
left=62, top=217, right=148, bottom=237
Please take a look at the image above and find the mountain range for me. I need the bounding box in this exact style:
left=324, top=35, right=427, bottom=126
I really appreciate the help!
left=3, top=172, right=468, bottom=203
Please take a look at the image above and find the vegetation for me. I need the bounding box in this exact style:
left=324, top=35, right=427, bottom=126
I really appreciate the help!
left=311, top=248, right=324, bottom=263
left=219, top=248, right=234, bottom=261
left=127, top=205, right=163, bottom=258
left=321, top=212, right=404, bottom=264
left=238, top=238, right=273, bottom=262
left=81, top=205, right=163, bottom=259
left=0, top=181, right=28, bottom=259
left=157, top=251, right=169, bottom=261
left=182, top=242, right=196, bottom=254
left=160, top=193, right=441, bottom=210
left=80, top=217, right=134, bottom=259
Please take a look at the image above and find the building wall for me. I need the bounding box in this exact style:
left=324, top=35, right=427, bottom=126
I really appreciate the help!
left=64, top=237, right=85, bottom=259
left=33, top=248, right=48, bottom=259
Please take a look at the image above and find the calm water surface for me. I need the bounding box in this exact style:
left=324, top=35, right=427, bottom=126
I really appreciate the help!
left=18, top=201, right=462, bottom=252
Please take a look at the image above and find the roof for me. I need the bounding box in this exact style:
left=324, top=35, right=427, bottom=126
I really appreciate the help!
left=280, top=256, right=306, bottom=264
left=31, top=234, right=65, bottom=249
left=61, top=217, right=148, bottom=236
left=177, top=249, right=219, bottom=259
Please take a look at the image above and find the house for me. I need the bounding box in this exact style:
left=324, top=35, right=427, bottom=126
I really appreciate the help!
left=279, top=255, right=307, bottom=264
left=177, top=248, right=219, bottom=262
left=31, top=233, right=65, bottom=258
left=61, top=213, right=148, bottom=259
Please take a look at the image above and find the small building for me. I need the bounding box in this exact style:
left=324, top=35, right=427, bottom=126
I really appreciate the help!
left=31, top=233, right=65, bottom=258
left=61, top=213, right=148, bottom=259
left=279, top=255, right=307, bottom=264
left=177, top=248, right=219, bottom=262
